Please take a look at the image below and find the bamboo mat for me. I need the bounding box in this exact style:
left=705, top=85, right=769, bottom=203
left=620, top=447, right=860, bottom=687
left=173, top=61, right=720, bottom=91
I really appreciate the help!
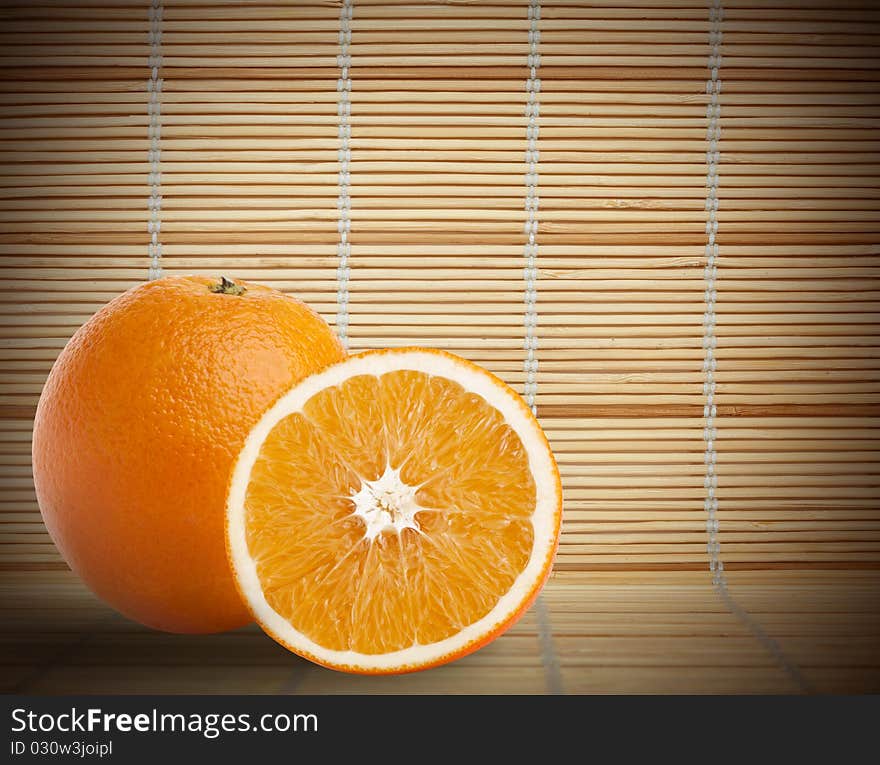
left=0, top=0, right=878, bottom=693
left=3, top=570, right=879, bottom=694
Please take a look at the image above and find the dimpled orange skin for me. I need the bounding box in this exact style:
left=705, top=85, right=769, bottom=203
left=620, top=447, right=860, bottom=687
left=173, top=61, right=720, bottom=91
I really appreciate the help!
left=32, top=275, right=345, bottom=634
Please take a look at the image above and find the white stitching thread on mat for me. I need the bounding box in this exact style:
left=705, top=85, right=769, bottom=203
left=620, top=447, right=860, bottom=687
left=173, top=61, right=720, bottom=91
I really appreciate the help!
left=335, top=0, right=354, bottom=349
left=702, top=0, right=810, bottom=693
left=525, top=0, right=563, bottom=696
left=523, top=0, right=541, bottom=416
left=147, top=0, right=163, bottom=280
left=703, top=0, right=723, bottom=603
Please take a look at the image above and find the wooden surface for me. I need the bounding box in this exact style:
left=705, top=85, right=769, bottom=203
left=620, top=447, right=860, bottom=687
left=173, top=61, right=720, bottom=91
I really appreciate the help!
left=1, top=0, right=879, bottom=693
left=3, top=569, right=879, bottom=694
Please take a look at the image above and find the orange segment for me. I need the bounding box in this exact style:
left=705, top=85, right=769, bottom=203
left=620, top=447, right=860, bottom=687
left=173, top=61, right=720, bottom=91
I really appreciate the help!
left=227, top=348, right=562, bottom=673
left=302, top=374, right=388, bottom=482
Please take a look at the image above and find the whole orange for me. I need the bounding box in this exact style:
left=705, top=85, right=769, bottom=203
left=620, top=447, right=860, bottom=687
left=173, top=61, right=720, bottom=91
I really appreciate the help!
left=32, top=275, right=345, bottom=633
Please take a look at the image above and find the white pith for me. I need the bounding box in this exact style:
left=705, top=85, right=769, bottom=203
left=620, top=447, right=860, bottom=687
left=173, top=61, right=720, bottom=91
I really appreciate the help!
left=226, top=350, right=561, bottom=671
left=350, top=464, right=424, bottom=541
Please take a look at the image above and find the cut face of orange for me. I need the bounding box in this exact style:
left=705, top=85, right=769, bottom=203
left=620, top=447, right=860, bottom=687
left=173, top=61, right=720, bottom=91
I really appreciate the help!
left=226, top=348, right=562, bottom=673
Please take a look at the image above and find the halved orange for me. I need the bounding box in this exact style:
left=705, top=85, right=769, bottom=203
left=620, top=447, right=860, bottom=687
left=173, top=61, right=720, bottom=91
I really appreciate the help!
left=226, top=348, right=562, bottom=673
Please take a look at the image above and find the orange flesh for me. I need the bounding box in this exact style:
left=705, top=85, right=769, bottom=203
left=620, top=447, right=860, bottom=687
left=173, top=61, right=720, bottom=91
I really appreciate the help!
left=243, top=370, right=536, bottom=654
